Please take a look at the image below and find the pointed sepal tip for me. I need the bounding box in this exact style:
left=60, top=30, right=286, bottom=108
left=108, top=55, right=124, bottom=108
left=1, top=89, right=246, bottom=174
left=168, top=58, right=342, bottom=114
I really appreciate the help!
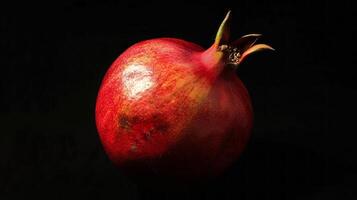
left=214, top=10, right=231, bottom=47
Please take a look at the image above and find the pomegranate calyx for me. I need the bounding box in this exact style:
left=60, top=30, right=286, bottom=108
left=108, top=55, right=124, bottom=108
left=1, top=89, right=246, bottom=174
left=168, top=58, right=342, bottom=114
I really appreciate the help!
left=212, top=11, right=274, bottom=68
left=201, top=11, right=273, bottom=75
left=219, top=34, right=274, bottom=67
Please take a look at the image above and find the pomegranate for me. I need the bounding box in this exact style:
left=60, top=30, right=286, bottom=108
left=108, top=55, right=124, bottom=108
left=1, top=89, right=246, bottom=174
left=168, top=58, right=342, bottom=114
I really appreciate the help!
left=95, top=11, right=273, bottom=179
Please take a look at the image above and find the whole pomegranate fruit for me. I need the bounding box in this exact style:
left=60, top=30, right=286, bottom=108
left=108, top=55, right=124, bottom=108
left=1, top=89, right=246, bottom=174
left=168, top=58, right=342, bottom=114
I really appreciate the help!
left=95, top=11, right=273, bottom=179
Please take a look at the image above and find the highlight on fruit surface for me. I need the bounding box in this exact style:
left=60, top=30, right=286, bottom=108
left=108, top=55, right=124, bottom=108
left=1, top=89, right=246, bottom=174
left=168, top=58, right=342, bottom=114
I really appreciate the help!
left=95, top=11, right=273, bottom=180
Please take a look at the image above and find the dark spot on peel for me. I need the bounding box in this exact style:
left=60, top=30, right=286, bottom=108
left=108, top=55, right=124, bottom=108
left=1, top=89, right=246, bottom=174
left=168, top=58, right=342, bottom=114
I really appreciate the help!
left=144, top=130, right=152, bottom=141
left=155, top=122, right=169, bottom=134
left=152, top=114, right=161, bottom=120
left=151, top=114, right=170, bottom=134
left=119, top=114, right=131, bottom=130
left=132, top=115, right=140, bottom=123
left=148, top=114, right=169, bottom=134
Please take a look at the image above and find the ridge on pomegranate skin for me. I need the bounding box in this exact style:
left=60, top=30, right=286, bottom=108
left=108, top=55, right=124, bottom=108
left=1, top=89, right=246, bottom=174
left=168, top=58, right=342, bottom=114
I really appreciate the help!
left=95, top=11, right=273, bottom=179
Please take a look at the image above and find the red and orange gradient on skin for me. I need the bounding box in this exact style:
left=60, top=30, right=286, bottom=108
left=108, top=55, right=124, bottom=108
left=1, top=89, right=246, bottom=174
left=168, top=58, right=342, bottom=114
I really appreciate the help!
left=95, top=11, right=273, bottom=178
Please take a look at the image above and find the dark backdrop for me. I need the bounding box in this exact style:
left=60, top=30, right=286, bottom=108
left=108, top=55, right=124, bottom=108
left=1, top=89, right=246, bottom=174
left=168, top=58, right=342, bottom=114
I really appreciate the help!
left=1, top=0, right=356, bottom=199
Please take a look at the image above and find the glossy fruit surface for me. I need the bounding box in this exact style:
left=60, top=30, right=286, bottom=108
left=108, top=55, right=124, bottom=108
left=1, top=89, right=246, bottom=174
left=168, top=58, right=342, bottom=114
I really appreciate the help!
left=95, top=11, right=273, bottom=179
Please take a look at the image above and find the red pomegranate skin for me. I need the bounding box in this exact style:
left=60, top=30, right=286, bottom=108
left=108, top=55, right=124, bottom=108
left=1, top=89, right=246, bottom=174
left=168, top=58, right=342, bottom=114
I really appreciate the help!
left=95, top=12, right=272, bottom=179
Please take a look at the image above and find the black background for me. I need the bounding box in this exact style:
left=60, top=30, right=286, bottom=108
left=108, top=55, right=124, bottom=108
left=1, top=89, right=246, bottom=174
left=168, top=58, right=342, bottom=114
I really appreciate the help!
left=1, top=0, right=356, bottom=199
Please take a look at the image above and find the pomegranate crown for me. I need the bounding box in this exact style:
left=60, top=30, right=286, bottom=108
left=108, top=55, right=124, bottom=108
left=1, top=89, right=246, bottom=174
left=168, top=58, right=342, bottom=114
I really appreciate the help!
left=212, top=11, right=274, bottom=67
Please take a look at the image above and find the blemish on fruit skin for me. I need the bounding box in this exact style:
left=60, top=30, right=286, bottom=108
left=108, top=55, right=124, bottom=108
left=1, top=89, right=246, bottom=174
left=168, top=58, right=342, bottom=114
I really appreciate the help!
left=130, top=143, right=138, bottom=152
left=151, top=114, right=170, bottom=134
left=119, top=115, right=141, bottom=131
left=155, top=122, right=169, bottom=134
left=144, top=130, right=152, bottom=141
left=119, top=115, right=131, bottom=130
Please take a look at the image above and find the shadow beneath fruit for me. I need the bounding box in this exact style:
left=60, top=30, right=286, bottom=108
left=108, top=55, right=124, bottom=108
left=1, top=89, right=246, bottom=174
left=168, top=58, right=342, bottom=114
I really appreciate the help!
left=133, top=138, right=353, bottom=200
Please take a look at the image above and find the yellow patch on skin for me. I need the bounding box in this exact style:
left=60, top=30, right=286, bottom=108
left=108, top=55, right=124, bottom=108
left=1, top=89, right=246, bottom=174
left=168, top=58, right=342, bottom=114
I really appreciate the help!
left=174, top=78, right=188, bottom=89
left=188, top=83, right=210, bottom=103
left=158, top=72, right=212, bottom=142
